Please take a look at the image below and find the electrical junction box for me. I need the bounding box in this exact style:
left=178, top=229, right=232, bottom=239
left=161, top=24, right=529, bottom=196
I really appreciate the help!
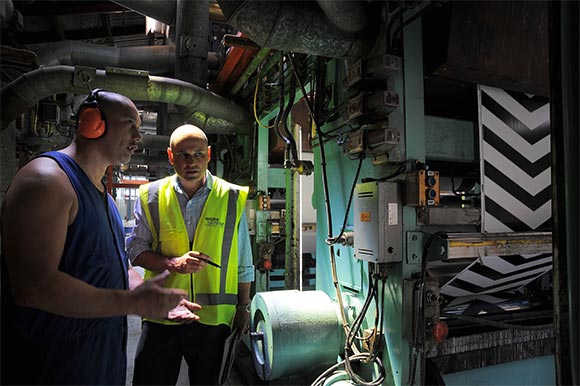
left=354, top=181, right=403, bottom=263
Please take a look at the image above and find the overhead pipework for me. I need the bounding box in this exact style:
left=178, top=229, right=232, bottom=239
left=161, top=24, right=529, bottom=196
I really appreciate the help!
left=0, top=65, right=251, bottom=134
left=142, top=0, right=375, bottom=60
left=34, top=41, right=222, bottom=75
left=217, top=0, right=377, bottom=59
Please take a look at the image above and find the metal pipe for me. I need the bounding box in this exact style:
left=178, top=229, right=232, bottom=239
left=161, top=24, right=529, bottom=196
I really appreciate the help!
left=314, top=0, right=368, bottom=33
left=34, top=41, right=222, bottom=73
left=117, top=0, right=374, bottom=59
left=217, top=0, right=375, bottom=59
left=114, top=0, right=376, bottom=59
left=35, top=41, right=176, bottom=74
left=0, top=65, right=250, bottom=134
left=175, top=0, right=208, bottom=87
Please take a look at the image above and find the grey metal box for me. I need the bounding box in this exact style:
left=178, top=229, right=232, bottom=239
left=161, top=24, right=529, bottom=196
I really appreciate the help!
left=354, top=181, right=403, bottom=263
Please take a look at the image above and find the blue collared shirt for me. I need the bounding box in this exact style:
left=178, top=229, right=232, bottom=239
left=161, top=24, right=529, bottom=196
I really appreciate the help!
left=127, top=172, right=254, bottom=283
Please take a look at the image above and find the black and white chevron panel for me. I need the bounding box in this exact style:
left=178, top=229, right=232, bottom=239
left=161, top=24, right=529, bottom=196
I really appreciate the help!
left=440, top=86, right=552, bottom=306
left=441, top=253, right=553, bottom=303
left=480, top=85, right=551, bottom=232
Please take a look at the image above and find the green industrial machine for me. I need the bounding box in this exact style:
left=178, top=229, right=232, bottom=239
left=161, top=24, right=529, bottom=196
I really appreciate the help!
left=240, top=2, right=575, bottom=386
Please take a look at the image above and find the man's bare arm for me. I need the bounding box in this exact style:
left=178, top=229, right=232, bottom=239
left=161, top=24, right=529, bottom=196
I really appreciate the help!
left=2, top=159, right=185, bottom=319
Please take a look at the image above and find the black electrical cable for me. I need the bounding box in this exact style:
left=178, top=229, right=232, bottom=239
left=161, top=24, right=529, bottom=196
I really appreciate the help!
left=372, top=273, right=381, bottom=344
left=346, top=269, right=376, bottom=349
left=287, top=53, right=336, bottom=140
left=371, top=277, right=387, bottom=355
left=326, top=156, right=364, bottom=245
left=390, top=3, right=435, bottom=53
left=385, top=5, right=405, bottom=53
left=360, top=160, right=412, bottom=183
left=344, top=269, right=386, bottom=385
left=273, top=59, right=287, bottom=143
left=281, top=56, right=298, bottom=162
left=344, top=352, right=386, bottom=386
left=451, top=177, right=480, bottom=197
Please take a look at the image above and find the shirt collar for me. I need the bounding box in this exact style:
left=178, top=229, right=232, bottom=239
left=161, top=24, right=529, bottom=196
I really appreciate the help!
left=172, top=171, right=213, bottom=196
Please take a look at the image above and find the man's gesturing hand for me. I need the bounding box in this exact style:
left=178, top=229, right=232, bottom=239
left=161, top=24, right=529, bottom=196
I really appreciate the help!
left=167, top=299, right=202, bottom=324
left=131, top=271, right=188, bottom=318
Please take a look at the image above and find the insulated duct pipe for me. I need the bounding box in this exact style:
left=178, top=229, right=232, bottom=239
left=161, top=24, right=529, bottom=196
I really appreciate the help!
left=175, top=0, right=209, bottom=87
left=0, top=65, right=250, bottom=134
left=114, top=0, right=374, bottom=59
left=314, top=0, right=368, bottom=34
left=34, top=41, right=221, bottom=73
left=217, top=0, right=375, bottom=59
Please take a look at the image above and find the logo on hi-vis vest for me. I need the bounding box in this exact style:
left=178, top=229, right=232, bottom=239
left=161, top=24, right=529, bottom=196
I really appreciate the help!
left=204, top=216, right=224, bottom=228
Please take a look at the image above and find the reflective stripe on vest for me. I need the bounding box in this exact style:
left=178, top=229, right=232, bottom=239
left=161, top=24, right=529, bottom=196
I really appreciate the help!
left=139, top=175, right=248, bottom=326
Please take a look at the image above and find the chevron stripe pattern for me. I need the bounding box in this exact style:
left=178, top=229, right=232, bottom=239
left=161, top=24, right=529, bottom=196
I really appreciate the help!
left=480, top=86, right=552, bottom=232
left=440, top=86, right=552, bottom=306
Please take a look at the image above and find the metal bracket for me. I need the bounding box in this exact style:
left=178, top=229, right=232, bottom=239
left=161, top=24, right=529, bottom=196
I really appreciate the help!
left=406, top=231, right=424, bottom=264
left=179, top=34, right=208, bottom=59
left=73, top=66, right=97, bottom=88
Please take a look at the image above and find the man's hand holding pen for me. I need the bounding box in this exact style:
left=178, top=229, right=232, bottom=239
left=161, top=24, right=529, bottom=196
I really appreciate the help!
left=168, top=251, right=218, bottom=274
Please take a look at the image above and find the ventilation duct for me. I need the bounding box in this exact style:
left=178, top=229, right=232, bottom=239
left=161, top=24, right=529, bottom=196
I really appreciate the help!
left=218, top=0, right=375, bottom=59
left=314, top=0, right=367, bottom=34
left=0, top=65, right=250, bottom=134
left=116, top=0, right=376, bottom=59
left=34, top=41, right=220, bottom=74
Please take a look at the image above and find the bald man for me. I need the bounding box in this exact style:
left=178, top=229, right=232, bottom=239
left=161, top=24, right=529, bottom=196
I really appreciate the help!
left=128, top=124, right=254, bottom=385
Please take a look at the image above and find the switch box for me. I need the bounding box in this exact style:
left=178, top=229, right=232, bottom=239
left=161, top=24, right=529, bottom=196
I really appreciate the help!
left=406, top=170, right=440, bottom=207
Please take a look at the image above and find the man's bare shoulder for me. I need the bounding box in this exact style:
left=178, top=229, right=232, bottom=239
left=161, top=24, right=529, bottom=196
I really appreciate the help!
left=3, top=156, right=76, bottom=217
left=12, top=156, right=71, bottom=190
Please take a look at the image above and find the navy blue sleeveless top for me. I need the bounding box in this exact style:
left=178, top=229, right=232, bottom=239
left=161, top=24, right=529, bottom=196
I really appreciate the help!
left=1, top=152, right=129, bottom=385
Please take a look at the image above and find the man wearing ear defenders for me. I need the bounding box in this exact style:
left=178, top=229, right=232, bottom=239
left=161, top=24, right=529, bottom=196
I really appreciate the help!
left=128, top=124, right=254, bottom=386
left=1, top=90, right=201, bottom=385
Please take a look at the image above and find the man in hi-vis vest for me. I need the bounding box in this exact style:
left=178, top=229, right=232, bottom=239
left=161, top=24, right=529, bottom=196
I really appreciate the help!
left=128, top=124, right=254, bottom=386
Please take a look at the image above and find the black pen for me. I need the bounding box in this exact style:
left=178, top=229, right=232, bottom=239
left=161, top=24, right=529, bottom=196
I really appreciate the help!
left=197, top=256, right=221, bottom=269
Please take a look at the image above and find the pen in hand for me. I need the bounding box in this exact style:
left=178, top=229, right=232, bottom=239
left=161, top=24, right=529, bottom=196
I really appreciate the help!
left=197, top=256, right=221, bottom=269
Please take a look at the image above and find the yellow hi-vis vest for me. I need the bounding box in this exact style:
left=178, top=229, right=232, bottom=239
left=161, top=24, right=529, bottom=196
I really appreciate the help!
left=138, top=175, right=248, bottom=327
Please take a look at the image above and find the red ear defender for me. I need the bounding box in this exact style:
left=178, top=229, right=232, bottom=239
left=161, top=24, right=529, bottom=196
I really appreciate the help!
left=77, top=89, right=107, bottom=139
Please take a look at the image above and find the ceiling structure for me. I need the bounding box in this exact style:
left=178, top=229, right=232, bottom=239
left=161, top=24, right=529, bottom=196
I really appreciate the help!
left=0, top=0, right=549, bottom=176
